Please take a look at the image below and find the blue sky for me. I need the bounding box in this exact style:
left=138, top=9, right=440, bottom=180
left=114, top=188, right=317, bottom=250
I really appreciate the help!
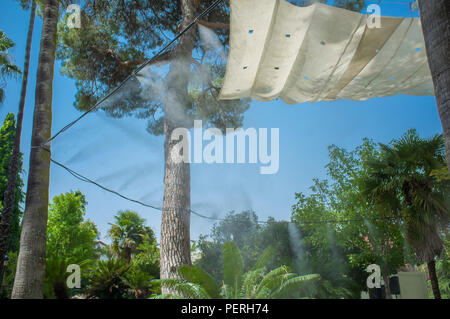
left=0, top=0, right=442, bottom=243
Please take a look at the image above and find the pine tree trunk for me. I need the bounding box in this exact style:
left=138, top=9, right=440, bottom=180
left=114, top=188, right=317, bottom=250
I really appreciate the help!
left=160, top=0, right=196, bottom=294
left=382, top=274, right=392, bottom=299
left=12, top=0, right=58, bottom=299
left=427, top=260, right=441, bottom=299
left=418, top=0, right=450, bottom=172
left=160, top=121, right=192, bottom=291
left=0, top=0, right=36, bottom=291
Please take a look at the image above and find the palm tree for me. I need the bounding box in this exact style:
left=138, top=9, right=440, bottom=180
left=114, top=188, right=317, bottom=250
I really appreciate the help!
left=0, top=0, right=36, bottom=290
left=418, top=0, right=450, bottom=172
left=107, top=211, right=151, bottom=263
left=363, top=129, right=449, bottom=299
left=85, top=258, right=130, bottom=299
left=44, top=256, right=72, bottom=299
left=0, top=30, right=21, bottom=104
left=155, top=241, right=320, bottom=299
left=44, top=254, right=91, bottom=299
left=121, top=267, right=159, bottom=299
left=12, top=0, right=59, bottom=299
left=108, top=223, right=139, bottom=263
left=85, top=254, right=159, bottom=299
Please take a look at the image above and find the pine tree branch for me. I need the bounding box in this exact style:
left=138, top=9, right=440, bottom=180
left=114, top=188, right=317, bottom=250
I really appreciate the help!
left=104, top=49, right=146, bottom=68
left=92, top=46, right=174, bottom=68
left=197, top=20, right=230, bottom=30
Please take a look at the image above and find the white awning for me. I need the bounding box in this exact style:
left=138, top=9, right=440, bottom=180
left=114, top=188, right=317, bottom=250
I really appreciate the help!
left=219, top=0, right=434, bottom=104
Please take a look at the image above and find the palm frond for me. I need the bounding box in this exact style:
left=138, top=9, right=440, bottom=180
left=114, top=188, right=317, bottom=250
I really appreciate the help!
left=157, top=278, right=210, bottom=299
left=150, top=293, right=184, bottom=299
left=255, top=265, right=291, bottom=296
left=254, top=286, right=272, bottom=299
left=251, top=245, right=275, bottom=271
left=270, top=274, right=320, bottom=298
left=179, top=266, right=220, bottom=298
left=223, top=241, right=243, bottom=297
left=240, top=268, right=265, bottom=298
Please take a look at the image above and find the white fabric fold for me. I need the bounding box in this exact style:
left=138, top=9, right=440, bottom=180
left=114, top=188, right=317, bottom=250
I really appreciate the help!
left=219, top=0, right=434, bottom=104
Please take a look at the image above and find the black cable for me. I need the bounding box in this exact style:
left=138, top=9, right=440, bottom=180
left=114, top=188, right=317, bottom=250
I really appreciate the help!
left=42, top=0, right=225, bottom=146
left=50, top=158, right=163, bottom=211
left=51, top=156, right=399, bottom=226
left=50, top=156, right=242, bottom=223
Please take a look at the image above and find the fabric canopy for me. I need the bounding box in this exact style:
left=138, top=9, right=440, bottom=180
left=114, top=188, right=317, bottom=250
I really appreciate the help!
left=219, top=0, right=434, bottom=104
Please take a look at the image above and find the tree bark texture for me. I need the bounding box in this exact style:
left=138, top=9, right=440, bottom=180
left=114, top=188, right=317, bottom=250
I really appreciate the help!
left=160, top=0, right=197, bottom=294
left=382, top=274, right=392, bottom=299
left=427, top=260, right=441, bottom=299
left=12, top=0, right=58, bottom=299
left=0, top=0, right=36, bottom=290
left=418, top=0, right=450, bottom=172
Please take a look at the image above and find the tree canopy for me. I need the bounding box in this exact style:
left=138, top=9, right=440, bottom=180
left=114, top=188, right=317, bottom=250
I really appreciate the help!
left=44, top=190, right=100, bottom=298
left=0, top=114, right=24, bottom=253
left=0, top=31, right=21, bottom=104
left=57, top=0, right=250, bottom=135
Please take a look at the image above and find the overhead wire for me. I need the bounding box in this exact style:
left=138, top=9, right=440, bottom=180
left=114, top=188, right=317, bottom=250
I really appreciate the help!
left=41, top=0, right=239, bottom=225
left=51, top=154, right=399, bottom=227
left=41, top=0, right=226, bottom=147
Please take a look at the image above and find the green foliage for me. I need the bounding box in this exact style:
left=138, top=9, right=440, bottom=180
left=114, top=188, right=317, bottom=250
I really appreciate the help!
left=291, top=138, right=412, bottom=298
left=85, top=258, right=131, bottom=299
left=44, top=255, right=92, bottom=299
left=362, top=129, right=449, bottom=264
left=86, top=254, right=160, bottom=299
left=157, top=241, right=320, bottom=299
left=223, top=241, right=243, bottom=296
left=15, top=0, right=44, bottom=12
left=44, top=191, right=100, bottom=298
left=0, top=113, right=24, bottom=253
left=430, top=167, right=450, bottom=183
left=124, top=235, right=161, bottom=298
left=0, top=114, right=25, bottom=299
left=291, top=193, right=358, bottom=298
left=57, top=0, right=249, bottom=135
left=429, top=236, right=450, bottom=299
left=361, top=130, right=448, bottom=298
left=107, top=210, right=156, bottom=263
left=0, top=31, right=21, bottom=104
left=47, top=191, right=99, bottom=259
left=290, top=130, right=449, bottom=298
left=0, top=250, right=18, bottom=298
left=132, top=237, right=160, bottom=277
left=195, top=211, right=294, bottom=282
left=178, top=266, right=221, bottom=298
left=81, top=210, right=160, bottom=299
left=121, top=265, right=159, bottom=299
